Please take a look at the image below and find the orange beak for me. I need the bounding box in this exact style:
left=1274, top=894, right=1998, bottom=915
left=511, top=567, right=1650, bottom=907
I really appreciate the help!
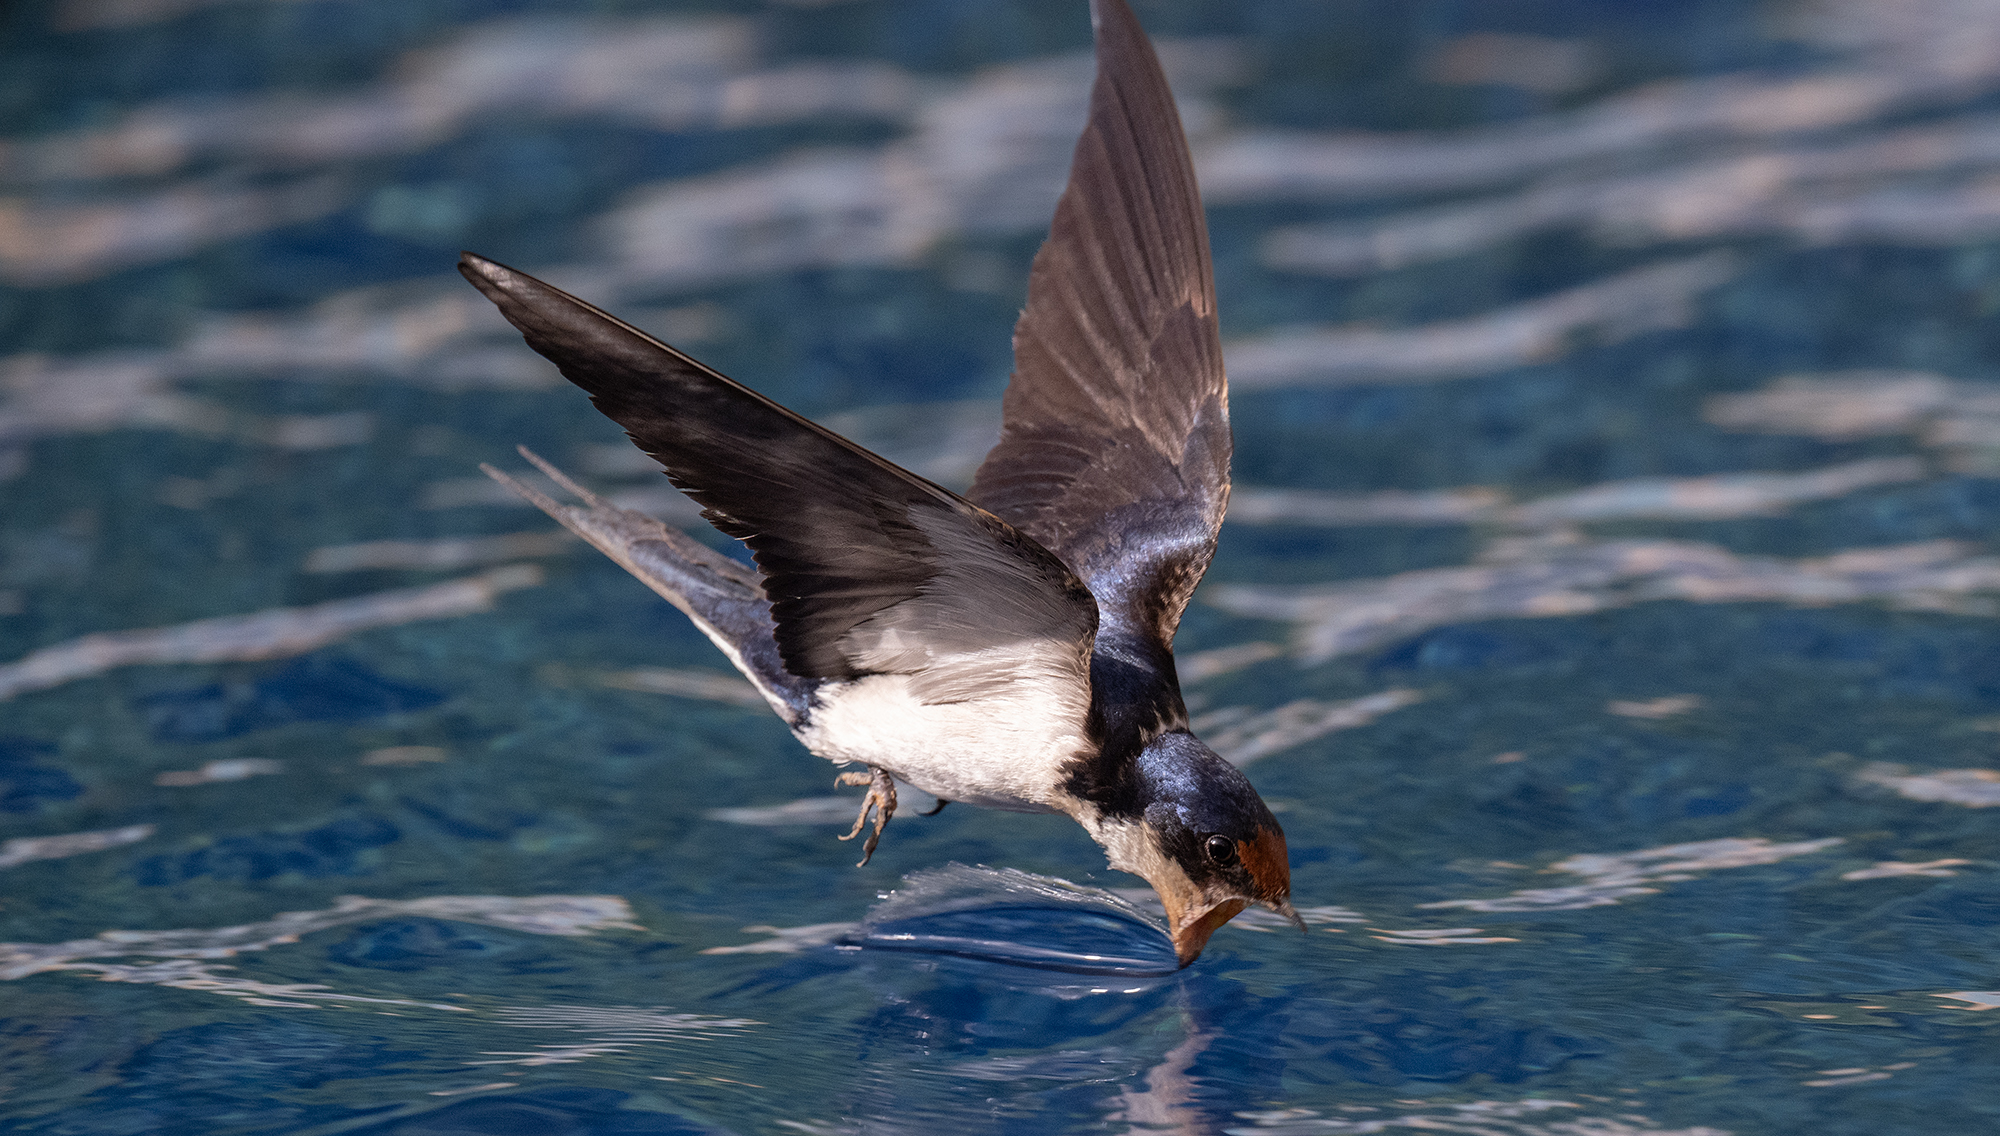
left=1164, top=895, right=1249, bottom=966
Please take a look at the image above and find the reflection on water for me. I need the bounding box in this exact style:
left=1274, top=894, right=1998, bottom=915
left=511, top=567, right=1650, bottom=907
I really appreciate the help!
left=9, top=0, right=2000, bottom=1131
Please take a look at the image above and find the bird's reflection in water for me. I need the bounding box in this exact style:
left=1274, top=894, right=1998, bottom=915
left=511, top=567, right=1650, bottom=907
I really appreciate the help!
left=765, top=866, right=1597, bottom=1132
left=823, top=960, right=1246, bottom=1134
left=737, top=865, right=1269, bottom=1134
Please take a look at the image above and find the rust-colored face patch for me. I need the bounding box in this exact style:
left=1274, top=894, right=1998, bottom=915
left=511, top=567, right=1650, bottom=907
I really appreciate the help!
left=1236, top=825, right=1291, bottom=903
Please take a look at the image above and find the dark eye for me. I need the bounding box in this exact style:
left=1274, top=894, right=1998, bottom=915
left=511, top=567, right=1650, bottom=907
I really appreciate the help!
left=1204, top=834, right=1237, bottom=866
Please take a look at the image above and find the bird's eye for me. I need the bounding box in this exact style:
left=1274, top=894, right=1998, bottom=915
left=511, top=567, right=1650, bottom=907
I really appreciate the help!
left=1204, top=834, right=1237, bottom=866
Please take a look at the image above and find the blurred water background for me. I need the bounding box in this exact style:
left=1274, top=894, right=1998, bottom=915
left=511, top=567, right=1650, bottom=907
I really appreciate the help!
left=6, top=0, right=2000, bottom=1131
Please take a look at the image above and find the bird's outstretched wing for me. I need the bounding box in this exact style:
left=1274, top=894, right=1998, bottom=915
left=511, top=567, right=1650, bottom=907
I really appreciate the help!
left=460, top=253, right=1098, bottom=705
left=967, top=0, right=1228, bottom=654
left=478, top=447, right=817, bottom=725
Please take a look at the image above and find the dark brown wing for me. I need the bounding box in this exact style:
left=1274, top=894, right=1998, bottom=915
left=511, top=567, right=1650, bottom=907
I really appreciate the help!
left=460, top=253, right=1097, bottom=686
left=967, top=0, right=1228, bottom=651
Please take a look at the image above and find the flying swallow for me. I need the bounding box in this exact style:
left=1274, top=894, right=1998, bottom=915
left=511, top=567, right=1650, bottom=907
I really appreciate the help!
left=463, top=0, right=1297, bottom=965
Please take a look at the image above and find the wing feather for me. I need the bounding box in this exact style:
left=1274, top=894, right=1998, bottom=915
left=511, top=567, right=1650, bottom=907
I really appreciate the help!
left=968, top=0, right=1228, bottom=650
left=460, top=253, right=1098, bottom=692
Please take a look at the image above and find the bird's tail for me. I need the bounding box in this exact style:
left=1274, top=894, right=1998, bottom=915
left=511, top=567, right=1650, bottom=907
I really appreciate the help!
left=482, top=446, right=815, bottom=723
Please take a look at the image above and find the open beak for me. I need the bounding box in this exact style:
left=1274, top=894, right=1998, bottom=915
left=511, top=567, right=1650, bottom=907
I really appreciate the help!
left=1165, top=896, right=1249, bottom=967
left=1161, top=895, right=1306, bottom=964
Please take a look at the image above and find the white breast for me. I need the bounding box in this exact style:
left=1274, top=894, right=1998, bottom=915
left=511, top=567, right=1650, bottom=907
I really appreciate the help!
left=795, top=647, right=1093, bottom=814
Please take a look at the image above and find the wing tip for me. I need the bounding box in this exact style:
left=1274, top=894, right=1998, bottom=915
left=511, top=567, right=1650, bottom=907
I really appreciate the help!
left=1088, top=0, right=1148, bottom=64
left=458, top=249, right=517, bottom=305
left=458, top=248, right=495, bottom=277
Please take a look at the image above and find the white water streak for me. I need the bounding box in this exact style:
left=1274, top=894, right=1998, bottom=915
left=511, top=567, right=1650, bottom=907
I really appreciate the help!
left=1225, top=254, right=1738, bottom=390
left=1229, top=457, right=1925, bottom=530
left=0, top=825, right=155, bottom=870
left=1707, top=371, right=2000, bottom=472
left=303, top=531, right=574, bottom=573
left=1855, top=762, right=2000, bottom=806
left=0, top=564, right=542, bottom=699
left=1420, top=837, right=1844, bottom=913
left=1209, top=538, right=2000, bottom=663
left=1, top=893, right=642, bottom=983
left=1264, top=115, right=2000, bottom=277
left=1196, top=689, right=1426, bottom=766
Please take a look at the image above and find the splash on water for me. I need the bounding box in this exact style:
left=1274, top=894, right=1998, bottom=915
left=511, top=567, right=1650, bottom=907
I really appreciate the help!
left=850, top=864, right=1184, bottom=975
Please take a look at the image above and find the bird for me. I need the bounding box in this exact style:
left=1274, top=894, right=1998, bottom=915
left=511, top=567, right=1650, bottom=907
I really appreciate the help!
left=460, top=0, right=1298, bottom=967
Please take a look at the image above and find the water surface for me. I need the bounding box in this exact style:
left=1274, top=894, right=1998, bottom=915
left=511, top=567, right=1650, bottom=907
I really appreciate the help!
left=4, top=0, right=2000, bottom=1131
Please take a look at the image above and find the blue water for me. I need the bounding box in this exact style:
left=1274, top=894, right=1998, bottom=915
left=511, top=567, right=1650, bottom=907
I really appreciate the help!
left=5, top=0, right=2000, bottom=1132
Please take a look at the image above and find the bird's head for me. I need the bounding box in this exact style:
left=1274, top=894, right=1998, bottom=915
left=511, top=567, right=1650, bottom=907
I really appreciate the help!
left=1079, top=731, right=1298, bottom=966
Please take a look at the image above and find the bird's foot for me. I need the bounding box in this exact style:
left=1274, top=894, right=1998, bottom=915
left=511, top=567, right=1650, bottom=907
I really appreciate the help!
left=835, top=766, right=897, bottom=866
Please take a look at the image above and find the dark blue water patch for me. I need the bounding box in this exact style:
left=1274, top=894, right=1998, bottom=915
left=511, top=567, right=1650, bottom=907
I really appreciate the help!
left=1287, top=844, right=1353, bottom=867
left=45, top=1018, right=419, bottom=1136
left=1470, top=774, right=1583, bottom=833
left=765, top=0, right=1094, bottom=75
left=1177, top=974, right=1295, bottom=1110
left=398, top=796, right=536, bottom=840
left=1812, top=878, right=2000, bottom=980
left=1369, top=605, right=2000, bottom=708
left=1748, top=612, right=2000, bottom=705
left=203, top=212, right=469, bottom=308
left=1226, top=0, right=1804, bottom=133
left=355, top=1086, right=725, bottom=1136
left=1681, top=782, right=1754, bottom=817
left=1534, top=738, right=1763, bottom=831
left=131, top=814, right=400, bottom=885
left=0, top=0, right=514, bottom=135
left=329, top=918, right=517, bottom=972
left=392, top=776, right=544, bottom=840
left=1734, top=245, right=2000, bottom=380
left=1274, top=987, right=1601, bottom=1087
left=1676, top=873, right=2000, bottom=998
left=136, top=654, right=445, bottom=742
left=1373, top=625, right=1571, bottom=672
left=1211, top=522, right=1478, bottom=585
left=381, top=118, right=906, bottom=269
left=843, top=957, right=1175, bottom=1063
left=851, top=903, right=1184, bottom=976
left=0, top=259, right=216, bottom=353
left=0, top=736, right=83, bottom=813
left=696, top=267, right=1020, bottom=412
left=1603, top=476, right=2000, bottom=555
left=1352, top=726, right=1805, bottom=853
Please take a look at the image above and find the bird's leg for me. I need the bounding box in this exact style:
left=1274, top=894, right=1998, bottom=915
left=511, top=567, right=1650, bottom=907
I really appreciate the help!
left=835, top=766, right=897, bottom=866
left=917, top=797, right=949, bottom=816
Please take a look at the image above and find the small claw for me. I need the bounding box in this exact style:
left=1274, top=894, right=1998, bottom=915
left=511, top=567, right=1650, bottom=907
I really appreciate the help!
left=855, top=823, right=884, bottom=866
left=834, top=767, right=897, bottom=866
left=917, top=797, right=950, bottom=817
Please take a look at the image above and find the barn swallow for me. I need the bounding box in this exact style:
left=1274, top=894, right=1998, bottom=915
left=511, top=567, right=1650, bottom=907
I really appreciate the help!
left=462, top=0, right=1297, bottom=965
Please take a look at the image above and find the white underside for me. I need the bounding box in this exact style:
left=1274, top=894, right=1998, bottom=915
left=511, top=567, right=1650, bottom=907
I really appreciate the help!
left=797, top=669, right=1091, bottom=814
